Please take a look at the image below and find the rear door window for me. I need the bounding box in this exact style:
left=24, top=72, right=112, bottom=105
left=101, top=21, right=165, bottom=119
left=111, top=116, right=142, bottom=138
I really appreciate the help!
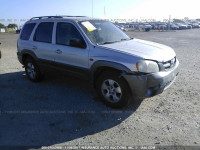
left=20, top=23, right=36, bottom=40
left=34, top=22, right=54, bottom=43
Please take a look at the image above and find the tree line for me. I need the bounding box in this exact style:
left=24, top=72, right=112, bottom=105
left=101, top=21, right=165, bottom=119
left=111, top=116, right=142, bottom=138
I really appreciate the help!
left=0, top=23, right=18, bottom=28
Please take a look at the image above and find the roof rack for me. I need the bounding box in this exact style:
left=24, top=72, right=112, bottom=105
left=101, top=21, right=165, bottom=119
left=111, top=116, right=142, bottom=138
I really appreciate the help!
left=30, top=16, right=87, bottom=20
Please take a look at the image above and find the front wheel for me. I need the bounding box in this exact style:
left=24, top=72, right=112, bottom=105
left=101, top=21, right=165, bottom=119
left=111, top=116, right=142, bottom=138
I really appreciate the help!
left=97, top=72, right=131, bottom=108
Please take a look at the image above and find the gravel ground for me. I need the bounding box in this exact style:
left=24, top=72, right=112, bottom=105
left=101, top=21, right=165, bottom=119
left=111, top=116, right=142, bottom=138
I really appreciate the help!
left=0, top=30, right=200, bottom=150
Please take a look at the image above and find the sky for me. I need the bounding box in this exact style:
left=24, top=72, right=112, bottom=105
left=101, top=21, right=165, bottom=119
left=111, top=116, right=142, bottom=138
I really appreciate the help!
left=0, top=0, right=200, bottom=26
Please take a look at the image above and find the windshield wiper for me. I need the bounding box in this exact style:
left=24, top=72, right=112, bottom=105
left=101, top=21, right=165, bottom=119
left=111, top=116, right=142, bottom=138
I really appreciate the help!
left=98, top=38, right=133, bottom=45
left=98, top=41, right=120, bottom=45
left=120, top=37, right=133, bottom=41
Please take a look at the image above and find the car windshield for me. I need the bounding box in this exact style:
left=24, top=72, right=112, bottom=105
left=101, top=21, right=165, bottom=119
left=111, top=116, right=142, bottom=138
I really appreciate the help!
left=78, top=20, right=131, bottom=45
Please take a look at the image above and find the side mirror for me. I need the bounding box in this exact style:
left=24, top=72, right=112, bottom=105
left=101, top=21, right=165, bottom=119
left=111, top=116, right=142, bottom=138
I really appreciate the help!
left=69, top=38, right=86, bottom=49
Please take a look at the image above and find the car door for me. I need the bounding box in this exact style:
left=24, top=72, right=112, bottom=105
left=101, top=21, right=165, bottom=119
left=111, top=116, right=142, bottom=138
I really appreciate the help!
left=32, top=22, right=55, bottom=63
left=53, top=22, right=89, bottom=77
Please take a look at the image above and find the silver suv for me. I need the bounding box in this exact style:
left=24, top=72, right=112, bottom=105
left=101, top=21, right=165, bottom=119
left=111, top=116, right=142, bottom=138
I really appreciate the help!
left=17, top=16, right=179, bottom=108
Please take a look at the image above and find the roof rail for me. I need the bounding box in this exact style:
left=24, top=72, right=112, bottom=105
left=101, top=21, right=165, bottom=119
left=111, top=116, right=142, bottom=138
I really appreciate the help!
left=30, top=16, right=87, bottom=20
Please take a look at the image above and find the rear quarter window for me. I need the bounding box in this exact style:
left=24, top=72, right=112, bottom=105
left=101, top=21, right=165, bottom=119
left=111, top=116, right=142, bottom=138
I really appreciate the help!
left=20, top=23, right=36, bottom=40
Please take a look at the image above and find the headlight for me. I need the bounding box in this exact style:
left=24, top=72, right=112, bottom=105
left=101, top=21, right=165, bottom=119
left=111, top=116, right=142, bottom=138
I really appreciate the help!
left=136, top=60, right=159, bottom=73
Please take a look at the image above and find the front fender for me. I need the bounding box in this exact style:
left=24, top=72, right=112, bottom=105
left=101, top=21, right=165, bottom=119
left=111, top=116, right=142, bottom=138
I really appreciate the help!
left=90, top=60, right=132, bottom=86
left=90, top=60, right=131, bottom=73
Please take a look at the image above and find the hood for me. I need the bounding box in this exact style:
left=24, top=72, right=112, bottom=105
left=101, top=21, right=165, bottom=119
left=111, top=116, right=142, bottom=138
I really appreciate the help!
left=100, top=39, right=176, bottom=62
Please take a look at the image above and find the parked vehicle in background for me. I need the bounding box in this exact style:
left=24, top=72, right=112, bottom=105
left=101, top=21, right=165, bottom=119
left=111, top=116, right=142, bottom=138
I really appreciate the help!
left=124, top=23, right=130, bottom=28
left=174, top=23, right=187, bottom=30
left=183, top=23, right=192, bottom=29
left=16, top=29, right=21, bottom=34
left=190, top=22, right=200, bottom=28
left=140, top=23, right=152, bottom=32
left=149, top=22, right=158, bottom=30
left=114, top=20, right=199, bottom=31
left=128, top=23, right=135, bottom=29
left=157, top=23, right=167, bottom=30
left=134, top=23, right=152, bottom=32
left=170, top=23, right=179, bottom=30
left=132, top=23, right=139, bottom=31
left=17, top=16, right=179, bottom=108
left=115, top=24, right=128, bottom=31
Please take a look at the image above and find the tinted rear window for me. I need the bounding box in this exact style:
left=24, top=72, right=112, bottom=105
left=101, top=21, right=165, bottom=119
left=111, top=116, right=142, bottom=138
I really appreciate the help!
left=20, top=23, right=36, bottom=40
left=34, top=22, right=54, bottom=43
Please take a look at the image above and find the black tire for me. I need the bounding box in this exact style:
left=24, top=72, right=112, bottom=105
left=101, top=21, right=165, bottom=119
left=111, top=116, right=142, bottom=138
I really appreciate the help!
left=24, top=57, right=43, bottom=82
left=97, top=71, right=131, bottom=108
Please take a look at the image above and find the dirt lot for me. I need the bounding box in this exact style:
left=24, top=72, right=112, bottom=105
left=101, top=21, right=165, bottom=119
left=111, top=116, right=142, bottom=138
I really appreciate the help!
left=0, top=30, right=200, bottom=149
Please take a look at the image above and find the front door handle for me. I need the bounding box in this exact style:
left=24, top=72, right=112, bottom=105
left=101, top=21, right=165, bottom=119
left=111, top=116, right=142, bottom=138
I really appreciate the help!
left=32, top=46, right=37, bottom=50
left=55, top=49, right=62, bottom=54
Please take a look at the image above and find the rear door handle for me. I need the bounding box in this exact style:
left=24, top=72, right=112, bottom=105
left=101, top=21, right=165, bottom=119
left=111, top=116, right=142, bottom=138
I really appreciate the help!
left=55, top=49, right=62, bottom=54
left=32, top=46, right=37, bottom=50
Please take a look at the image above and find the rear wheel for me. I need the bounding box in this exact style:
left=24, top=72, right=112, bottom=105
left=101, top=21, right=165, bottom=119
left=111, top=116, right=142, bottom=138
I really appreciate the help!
left=25, top=58, right=43, bottom=82
left=97, top=72, right=131, bottom=108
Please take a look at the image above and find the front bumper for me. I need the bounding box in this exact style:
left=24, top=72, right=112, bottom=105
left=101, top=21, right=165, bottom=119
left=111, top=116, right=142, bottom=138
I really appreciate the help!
left=123, top=59, right=179, bottom=98
left=17, top=51, right=23, bottom=64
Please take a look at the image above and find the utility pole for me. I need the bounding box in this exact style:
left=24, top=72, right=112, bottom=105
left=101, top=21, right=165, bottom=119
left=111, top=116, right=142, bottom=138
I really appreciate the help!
left=168, top=15, right=171, bottom=31
left=104, top=6, right=106, bottom=18
left=92, top=0, right=94, bottom=17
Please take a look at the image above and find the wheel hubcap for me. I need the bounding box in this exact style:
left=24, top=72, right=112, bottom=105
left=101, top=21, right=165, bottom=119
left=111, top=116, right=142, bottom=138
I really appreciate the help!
left=26, top=62, right=36, bottom=79
left=101, top=79, right=122, bottom=103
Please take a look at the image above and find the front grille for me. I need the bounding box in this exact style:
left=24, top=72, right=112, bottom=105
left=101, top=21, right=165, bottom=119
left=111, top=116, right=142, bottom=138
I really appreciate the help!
left=162, top=57, right=176, bottom=70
